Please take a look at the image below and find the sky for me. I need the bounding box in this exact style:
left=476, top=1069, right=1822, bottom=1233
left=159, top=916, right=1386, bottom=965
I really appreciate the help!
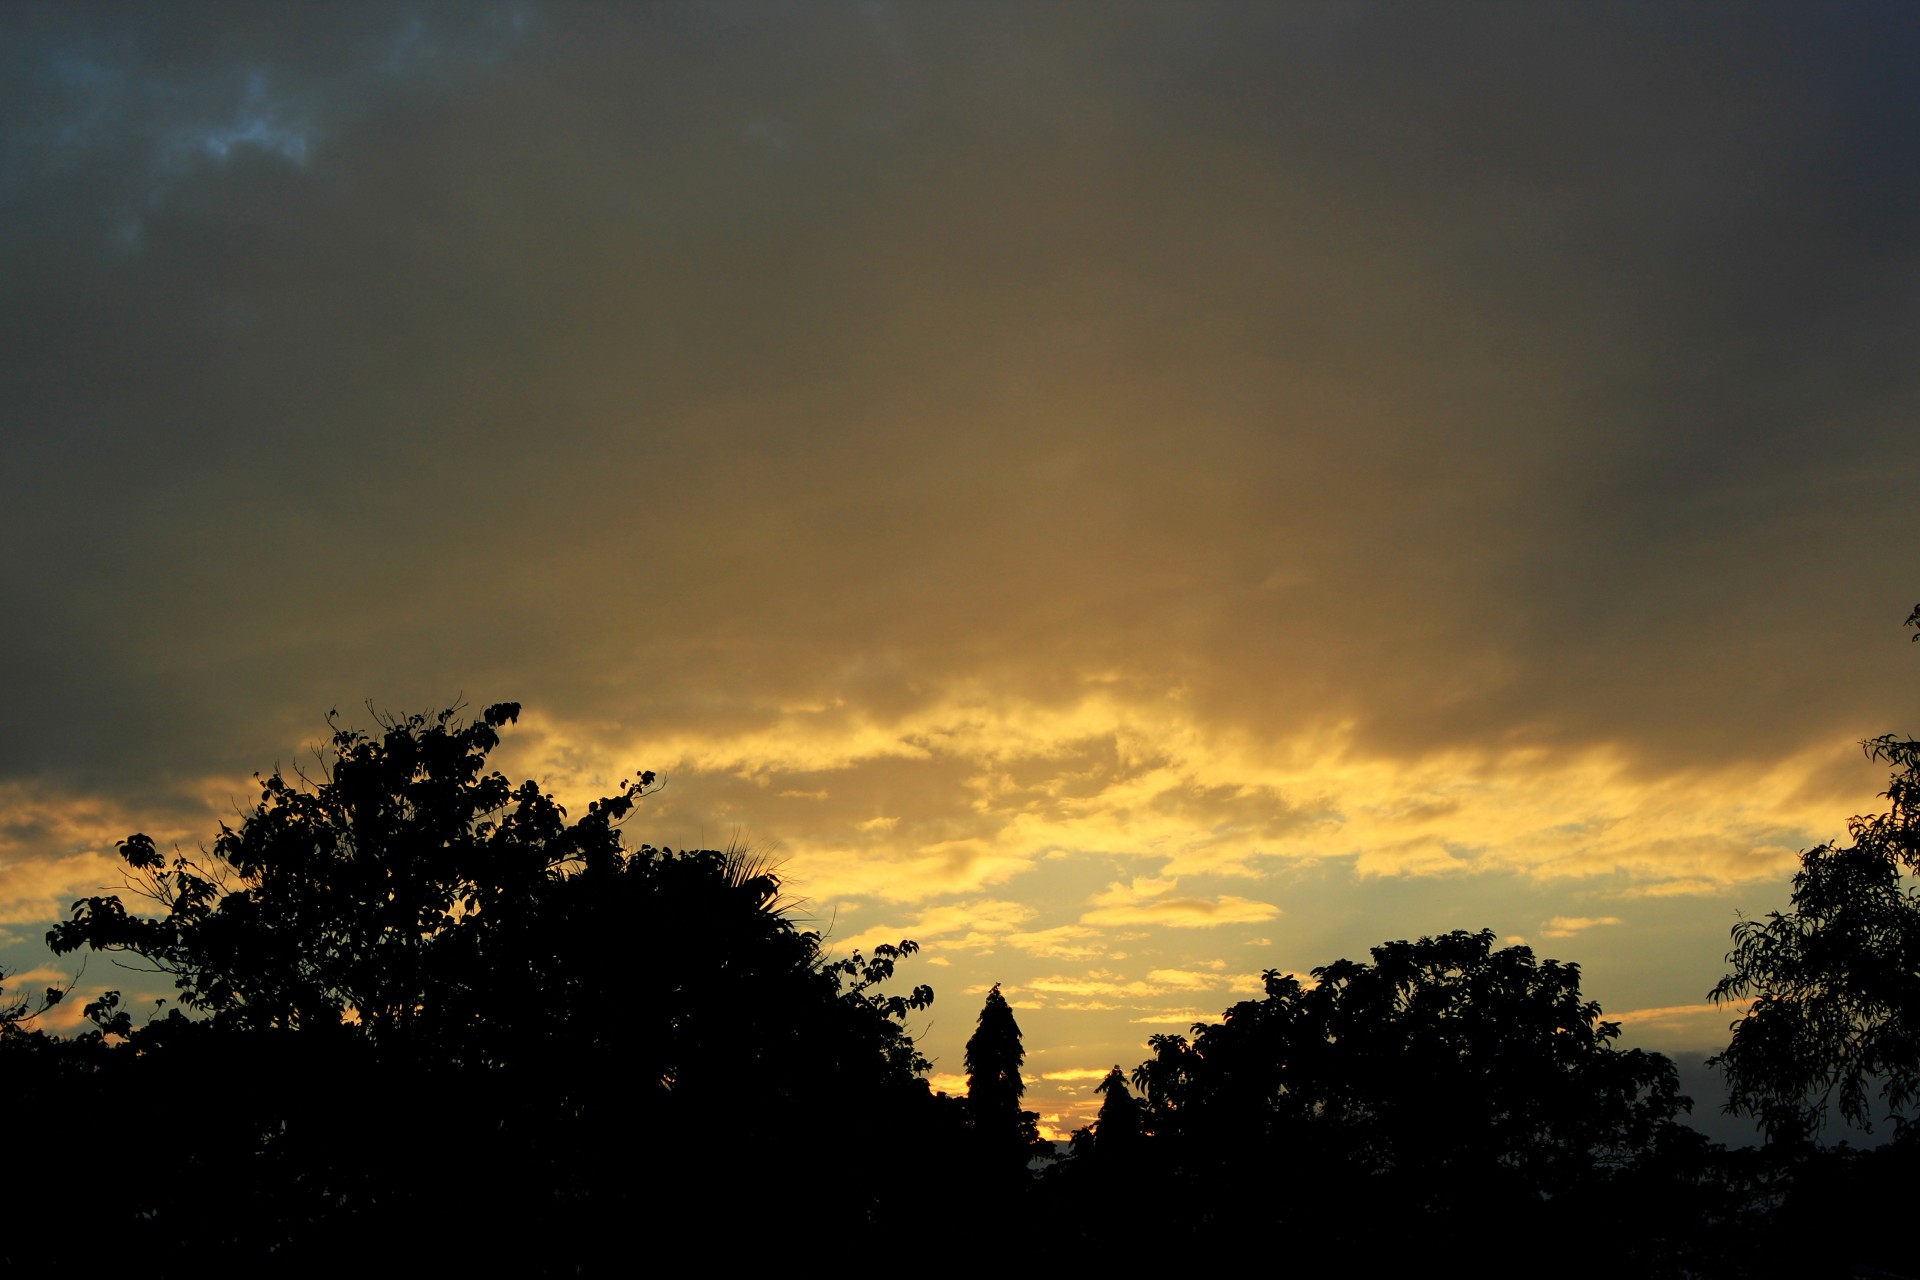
left=4, top=2, right=1919, bottom=1142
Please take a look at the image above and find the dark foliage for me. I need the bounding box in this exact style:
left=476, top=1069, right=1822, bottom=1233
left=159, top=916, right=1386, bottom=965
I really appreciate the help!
left=1711, top=606, right=1920, bottom=1142
left=964, top=982, right=1050, bottom=1172
left=965, top=985, right=1025, bottom=1134
left=41, top=702, right=937, bottom=1264
left=1078, top=1065, right=1143, bottom=1155
left=1072, top=929, right=1694, bottom=1269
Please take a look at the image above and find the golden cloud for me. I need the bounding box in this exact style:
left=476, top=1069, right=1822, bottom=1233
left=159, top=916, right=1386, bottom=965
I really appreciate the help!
left=1541, top=915, right=1624, bottom=939
left=1035, top=1115, right=1074, bottom=1143
left=1081, top=877, right=1280, bottom=928
left=1089, top=878, right=1176, bottom=907
left=488, top=692, right=1862, bottom=916
left=0, top=850, right=130, bottom=927
left=1129, top=1009, right=1219, bottom=1025
left=831, top=898, right=1036, bottom=954
left=0, top=779, right=189, bottom=925
left=1607, top=1000, right=1748, bottom=1024
left=999, top=925, right=1108, bottom=960
left=1039, top=1068, right=1113, bottom=1083
left=1603, top=1000, right=1752, bottom=1049
left=0, top=965, right=67, bottom=986
left=790, top=835, right=1040, bottom=905
left=1625, top=878, right=1729, bottom=898
left=1019, top=964, right=1238, bottom=1004
left=1025, top=973, right=1169, bottom=1001
left=924, top=1072, right=967, bottom=1095
left=1143, top=968, right=1228, bottom=991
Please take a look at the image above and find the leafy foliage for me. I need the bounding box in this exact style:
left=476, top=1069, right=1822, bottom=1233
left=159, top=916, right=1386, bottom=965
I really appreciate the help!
left=52, top=702, right=638, bottom=1038
left=1138, top=929, right=1682, bottom=1175
left=1710, top=606, right=1920, bottom=1140
left=965, top=983, right=1026, bottom=1116
left=1118, top=929, right=1688, bottom=1262
left=44, top=701, right=937, bottom=1254
left=50, top=702, right=931, bottom=1078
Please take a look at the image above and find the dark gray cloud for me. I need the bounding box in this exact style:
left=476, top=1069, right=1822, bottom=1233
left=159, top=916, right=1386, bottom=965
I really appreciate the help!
left=3, top=1, right=1916, bottom=801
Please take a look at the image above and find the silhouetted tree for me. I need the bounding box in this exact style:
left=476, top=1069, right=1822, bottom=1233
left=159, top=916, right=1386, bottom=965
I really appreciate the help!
left=1046, top=1064, right=1154, bottom=1259
left=1085, top=1065, right=1142, bottom=1153
left=1130, top=930, right=1690, bottom=1264
left=46, top=702, right=937, bottom=1260
left=966, top=983, right=1046, bottom=1166
left=1711, top=604, right=1920, bottom=1142
left=966, top=984, right=1023, bottom=1121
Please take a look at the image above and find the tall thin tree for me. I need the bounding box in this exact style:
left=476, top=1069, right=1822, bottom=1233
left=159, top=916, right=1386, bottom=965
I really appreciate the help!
left=965, top=983, right=1028, bottom=1160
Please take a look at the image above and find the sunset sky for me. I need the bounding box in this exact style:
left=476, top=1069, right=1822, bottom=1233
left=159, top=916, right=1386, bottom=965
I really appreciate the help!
left=4, top=3, right=1918, bottom=1142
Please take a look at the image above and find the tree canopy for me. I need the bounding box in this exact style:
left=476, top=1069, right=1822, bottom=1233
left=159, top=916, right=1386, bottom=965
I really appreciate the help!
left=1139, top=928, right=1683, bottom=1165
left=1083, top=1066, right=1142, bottom=1153
left=1116, top=928, right=1689, bottom=1262
left=43, top=701, right=937, bottom=1257
left=965, top=983, right=1026, bottom=1122
left=1710, top=605, right=1920, bottom=1141
left=964, top=982, right=1049, bottom=1168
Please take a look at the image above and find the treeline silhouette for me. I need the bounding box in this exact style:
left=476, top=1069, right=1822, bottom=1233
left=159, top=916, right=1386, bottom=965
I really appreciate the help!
left=4, top=612, right=1918, bottom=1275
